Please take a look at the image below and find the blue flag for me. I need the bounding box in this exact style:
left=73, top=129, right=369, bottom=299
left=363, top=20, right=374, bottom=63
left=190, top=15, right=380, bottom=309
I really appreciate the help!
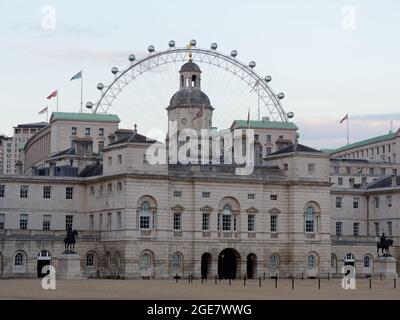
left=70, top=71, right=82, bottom=81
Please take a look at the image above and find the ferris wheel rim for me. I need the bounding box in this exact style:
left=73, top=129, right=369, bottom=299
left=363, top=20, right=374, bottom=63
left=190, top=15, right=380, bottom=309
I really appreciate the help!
left=91, top=45, right=289, bottom=122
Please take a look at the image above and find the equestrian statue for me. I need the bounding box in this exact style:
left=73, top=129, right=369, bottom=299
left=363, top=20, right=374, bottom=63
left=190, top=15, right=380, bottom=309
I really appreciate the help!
left=377, top=232, right=393, bottom=257
left=64, top=226, right=79, bottom=253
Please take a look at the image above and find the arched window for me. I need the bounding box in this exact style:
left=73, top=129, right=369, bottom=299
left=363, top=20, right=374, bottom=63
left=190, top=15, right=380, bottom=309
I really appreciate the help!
left=172, top=253, right=182, bottom=268
left=180, top=75, right=184, bottom=87
left=86, top=253, right=95, bottom=267
left=141, top=253, right=151, bottom=268
left=191, top=75, right=196, bottom=87
left=14, top=253, right=24, bottom=266
left=363, top=256, right=371, bottom=268
left=305, top=207, right=315, bottom=233
left=269, top=254, right=279, bottom=269
left=222, top=204, right=232, bottom=231
left=139, top=201, right=151, bottom=229
left=307, top=255, right=316, bottom=269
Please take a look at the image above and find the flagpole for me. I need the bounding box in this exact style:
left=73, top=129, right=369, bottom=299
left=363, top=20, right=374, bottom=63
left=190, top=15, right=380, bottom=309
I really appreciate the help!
left=347, top=115, right=349, bottom=145
left=80, top=70, right=83, bottom=113
left=46, top=107, right=49, bottom=123
left=56, top=89, right=59, bottom=112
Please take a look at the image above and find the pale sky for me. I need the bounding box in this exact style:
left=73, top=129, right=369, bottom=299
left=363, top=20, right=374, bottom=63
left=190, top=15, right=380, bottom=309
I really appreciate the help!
left=1, top=0, right=399, bottom=149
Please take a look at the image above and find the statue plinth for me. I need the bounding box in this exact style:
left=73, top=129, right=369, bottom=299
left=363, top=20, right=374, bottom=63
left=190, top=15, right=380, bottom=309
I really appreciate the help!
left=57, top=253, right=85, bottom=280
left=375, top=256, right=398, bottom=279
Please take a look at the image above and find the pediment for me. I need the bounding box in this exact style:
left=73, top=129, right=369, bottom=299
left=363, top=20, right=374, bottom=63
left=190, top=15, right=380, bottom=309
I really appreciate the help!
left=245, top=206, right=259, bottom=213
left=268, top=207, right=281, bottom=214
left=200, top=205, right=214, bottom=212
left=171, top=204, right=185, bottom=212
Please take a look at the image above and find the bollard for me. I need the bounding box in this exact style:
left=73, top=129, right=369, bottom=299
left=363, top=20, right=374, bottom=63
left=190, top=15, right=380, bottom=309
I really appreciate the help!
left=318, top=278, right=320, bottom=290
left=380, top=274, right=383, bottom=281
left=369, top=278, right=372, bottom=289
left=292, top=277, right=294, bottom=290
left=259, top=277, right=261, bottom=287
left=188, top=275, right=190, bottom=283
left=301, top=272, right=304, bottom=280
left=244, top=277, right=246, bottom=286
left=229, top=278, right=231, bottom=286
left=215, top=275, right=217, bottom=285
left=275, top=276, right=278, bottom=289
left=394, top=278, right=396, bottom=289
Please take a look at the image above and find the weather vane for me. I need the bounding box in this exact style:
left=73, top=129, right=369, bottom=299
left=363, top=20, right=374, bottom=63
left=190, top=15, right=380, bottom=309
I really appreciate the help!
left=186, top=42, right=193, bottom=61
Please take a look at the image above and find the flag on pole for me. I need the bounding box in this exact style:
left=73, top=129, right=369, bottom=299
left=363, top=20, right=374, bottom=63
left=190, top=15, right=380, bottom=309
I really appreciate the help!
left=192, top=109, right=203, bottom=121
left=247, top=108, right=250, bottom=125
left=70, top=71, right=82, bottom=81
left=46, top=90, right=58, bottom=99
left=38, top=106, right=48, bottom=115
left=340, top=114, right=348, bottom=123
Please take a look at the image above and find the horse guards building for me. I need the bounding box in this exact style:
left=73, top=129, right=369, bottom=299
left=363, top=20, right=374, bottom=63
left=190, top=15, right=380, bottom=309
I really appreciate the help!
left=0, top=61, right=398, bottom=280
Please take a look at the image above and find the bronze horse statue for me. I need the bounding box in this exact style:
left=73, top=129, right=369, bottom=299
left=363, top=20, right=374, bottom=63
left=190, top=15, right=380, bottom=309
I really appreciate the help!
left=64, top=228, right=79, bottom=253
left=377, top=237, right=393, bottom=257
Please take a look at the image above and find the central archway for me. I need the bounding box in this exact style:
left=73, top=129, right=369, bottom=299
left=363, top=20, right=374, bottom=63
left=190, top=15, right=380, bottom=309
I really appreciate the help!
left=218, top=248, right=240, bottom=279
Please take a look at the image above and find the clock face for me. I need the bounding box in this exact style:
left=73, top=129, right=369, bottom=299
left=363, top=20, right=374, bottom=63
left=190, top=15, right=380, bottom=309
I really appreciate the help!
left=181, top=118, right=187, bottom=125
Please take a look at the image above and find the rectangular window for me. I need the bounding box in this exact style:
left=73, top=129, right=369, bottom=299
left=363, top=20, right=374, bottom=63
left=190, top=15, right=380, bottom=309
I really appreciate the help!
left=369, top=168, right=374, bottom=175
left=387, top=196, right=392, bottom=207
left=85, top=128, right=90, bottom=136
left=374, top=196, right=379, bottom=208
left=99, top=185, right=103, bottom=196
left=202, top=192, right=210, bottom=198
left=90, top=186, right=94, bottom=196
left=270, top=194, right=278, bottom=201
left=117, top=211, right=121, bottom=229
left=353, top=222, right=359, bottom=236
left=374, top=222, right=379, bottom=236
left=308, top=163, right=315, bottom=174
left=335, top=197, right=342, bottom=208
left=387, top=221, right=392, bottom=236
left=65, top=215, right=73, bottom=230
left=66, top=187, right=73, bottom=199
left=222, top=214, right=231, bottom=231
left=254, top=134, right=259, bottom=142
left=381, top=168, right=385, bottom=175
left=99, top=128, right=104, bottom=136
left=353, top=197, right=359, bottom=209
left=173, top=213, right=181, bottom=231
left=108, top=183, right=112, bottom=193
left=338, top=177, right=343, bottom=185
left=335, top=222, right=342, bottom=236
left=0, top=185, right=4, bottom=197
left=202, top=213, right=210, bottom=231
left=98, top=141, right=104, bottom=152
left=99, top=214, right=103, bottom=230
left=143, top=154, right=148, bottom=164
left=270, top=215, right=277, bottom=233
left=248, top=215, right=255, bottom=232
left=43, top=215, right=51, bottom=231
left=107, top=212, right=112, bottom=230
left=71, top=127, right=77, bottom=135
left=247, top=193, right=255, bottom=200
left=20, top=214, right=28, bottom=230
left=89, top=214, right=94, bottom=230
left=173, top=191, right=182, bottom=197
left=117, top=182, right=122, bottom=192
left=0, top=214, right=4, bottom=230
left=266, top=135, right=271, bottom=143
left=43, top=186, right=51, bottom=199
left=266, top=147, right=272, bottom=155
left=20, top=185, right=28, bottom=198
left=346, top=167, right=351, bottom=174
left=108, top=156, right=112, bottom=167
left=117, top=154, right=122, bottom=164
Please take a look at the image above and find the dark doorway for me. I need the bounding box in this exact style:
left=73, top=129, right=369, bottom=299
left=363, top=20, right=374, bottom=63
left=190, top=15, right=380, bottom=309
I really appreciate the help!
left=218, top=248, right=239, bottom=279
left=201, top=253, right=212, bottom=279
left=246, top=253, right=257, bottom=279
left=37, top=250, right=51, bottom=278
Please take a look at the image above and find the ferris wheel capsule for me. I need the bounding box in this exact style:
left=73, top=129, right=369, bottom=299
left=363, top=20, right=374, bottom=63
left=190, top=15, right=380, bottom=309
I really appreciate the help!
left=111, top=67, right=118, bottom=75
left=86, top=101, right=93, bottom=109
left=287, top=111, right=294, bottom=119
left=128, top=54, right=136, bottom=62
left=264, top=75, right=272, bottom=82
left=230, top=50, right=238, bottom=57
left=148, top=45, right=155, bottom=53
left=97, top=83, right=104, bottom=90
left=190, top=39, right=197, bottom=46
left=249, top=61, right=256, bottom=68
left=210, top=43, right=217, bottom=50
left=277, top=92, right=285, bottom=99
left=168, top=40, right=175, bottom=48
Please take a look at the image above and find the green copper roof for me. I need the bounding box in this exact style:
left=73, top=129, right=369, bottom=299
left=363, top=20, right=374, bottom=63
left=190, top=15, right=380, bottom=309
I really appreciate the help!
left=328, top=132, right=396, bottom=154
left=231, top=120, right=298, bottom=130
left=50, top=112, right=120, bottom=123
